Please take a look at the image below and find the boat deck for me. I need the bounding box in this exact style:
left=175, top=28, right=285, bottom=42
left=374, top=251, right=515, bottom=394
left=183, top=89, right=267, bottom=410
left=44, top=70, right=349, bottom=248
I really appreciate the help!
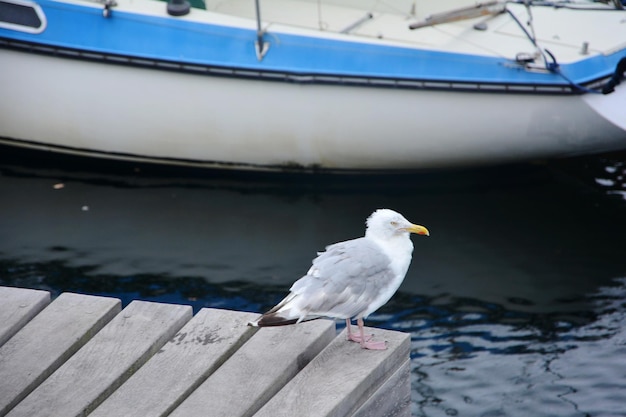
left=0, top=286, right=411, bottom=417
left=203, top=0, right=624, bottom=61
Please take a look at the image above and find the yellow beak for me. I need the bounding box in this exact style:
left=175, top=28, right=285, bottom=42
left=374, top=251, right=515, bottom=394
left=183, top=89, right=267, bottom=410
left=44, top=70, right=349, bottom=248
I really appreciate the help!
left=405, top=224, right=430, bottom=236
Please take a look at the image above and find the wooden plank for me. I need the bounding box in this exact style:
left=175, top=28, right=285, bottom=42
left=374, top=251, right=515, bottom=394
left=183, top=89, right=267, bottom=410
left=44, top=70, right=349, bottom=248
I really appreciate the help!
left=0, top=286, right=50, bottom=347
left=90, top=308, right=258, bottom=417
left=6, top=300, right=192, bottom=417
left=170, top=319, right=336, bottom=417
left=0, top=292, right=121, bottom=416
left=252, top=327, right=410, bottom=417
left=351, top=360, right=411, bottom=417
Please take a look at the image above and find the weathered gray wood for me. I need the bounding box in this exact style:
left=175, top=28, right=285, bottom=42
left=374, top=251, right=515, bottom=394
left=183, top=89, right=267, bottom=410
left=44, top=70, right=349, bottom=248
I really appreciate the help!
left=0, top=292, right=121, bottom=416
left=0, top=287, right=50, bottom=347
left=351, top=360, right=411, bottom=417
left=0, top=285, right=412, bottom=417
left=253, top=327, right=410, bottom=417
left=90, top=308, right=258, bottom=417
left=6, top=300, right=192, bottom=417
left=170, top=319, right=336, bottom=417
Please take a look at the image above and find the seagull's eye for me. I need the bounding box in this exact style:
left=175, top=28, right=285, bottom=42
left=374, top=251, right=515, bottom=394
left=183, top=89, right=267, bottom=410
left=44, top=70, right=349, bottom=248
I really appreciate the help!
left=390, top=221, right=398, bottom=226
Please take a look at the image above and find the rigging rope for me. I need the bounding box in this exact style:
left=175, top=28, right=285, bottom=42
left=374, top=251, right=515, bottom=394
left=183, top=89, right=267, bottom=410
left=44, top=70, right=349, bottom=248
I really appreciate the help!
left=505, top=3, right=624, bottom=94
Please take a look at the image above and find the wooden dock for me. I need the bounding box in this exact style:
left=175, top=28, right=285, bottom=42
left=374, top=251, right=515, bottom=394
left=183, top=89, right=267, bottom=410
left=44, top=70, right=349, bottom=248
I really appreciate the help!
left=0, top=286, right=411, bottom=417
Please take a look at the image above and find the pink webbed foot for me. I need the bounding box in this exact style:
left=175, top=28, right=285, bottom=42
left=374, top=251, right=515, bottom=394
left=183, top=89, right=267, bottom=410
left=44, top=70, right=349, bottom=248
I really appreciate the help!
left=345, top=318, right=388, bottom=350
left=360, top=339, right=387, bottom=350
left=347, top=332, right=373, bottom=343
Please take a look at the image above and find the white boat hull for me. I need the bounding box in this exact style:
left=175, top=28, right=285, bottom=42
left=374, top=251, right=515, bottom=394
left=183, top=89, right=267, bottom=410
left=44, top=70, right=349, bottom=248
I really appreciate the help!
left=2, top=48, right=625, bottom=172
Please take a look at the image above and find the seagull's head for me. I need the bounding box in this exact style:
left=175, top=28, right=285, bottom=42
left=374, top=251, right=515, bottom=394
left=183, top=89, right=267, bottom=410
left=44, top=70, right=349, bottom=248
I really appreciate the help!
left=365, top=209, right=429, bottom=240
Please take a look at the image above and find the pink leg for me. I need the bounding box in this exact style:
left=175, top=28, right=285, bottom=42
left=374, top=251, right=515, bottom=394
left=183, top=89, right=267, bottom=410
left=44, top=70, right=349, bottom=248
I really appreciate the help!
left=346, top=319, right=353, bottom=341
left=356, top=318, right=386, bottom=350
left=346, top=319, right=373, bottom=343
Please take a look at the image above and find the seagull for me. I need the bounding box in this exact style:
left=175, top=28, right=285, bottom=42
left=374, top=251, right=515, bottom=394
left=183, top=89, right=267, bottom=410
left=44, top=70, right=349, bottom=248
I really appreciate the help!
left=250, top=209, right=429, bottom=350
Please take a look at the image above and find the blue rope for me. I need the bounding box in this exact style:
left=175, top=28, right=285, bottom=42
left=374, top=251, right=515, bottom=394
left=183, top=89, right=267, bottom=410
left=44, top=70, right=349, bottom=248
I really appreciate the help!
left=542, top=49, right=602, bottom=95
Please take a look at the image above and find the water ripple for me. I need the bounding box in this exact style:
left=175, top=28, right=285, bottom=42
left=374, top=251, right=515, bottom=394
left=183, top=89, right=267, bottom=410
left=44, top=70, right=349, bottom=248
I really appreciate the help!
left=368, top=278, right=626, bottom=417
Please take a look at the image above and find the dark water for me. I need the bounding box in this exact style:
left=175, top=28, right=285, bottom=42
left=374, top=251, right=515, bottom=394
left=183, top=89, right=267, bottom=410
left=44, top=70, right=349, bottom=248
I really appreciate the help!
left=1, top=149, right=626, bottom=416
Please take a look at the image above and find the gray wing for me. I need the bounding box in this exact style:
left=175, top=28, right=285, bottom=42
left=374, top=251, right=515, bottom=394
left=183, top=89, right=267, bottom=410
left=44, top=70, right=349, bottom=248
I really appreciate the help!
left=289, top=237, right=395, bottom=319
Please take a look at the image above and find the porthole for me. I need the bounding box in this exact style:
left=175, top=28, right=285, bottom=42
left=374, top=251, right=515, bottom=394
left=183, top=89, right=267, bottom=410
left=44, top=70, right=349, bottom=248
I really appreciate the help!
left=0, top=0, right=47, bottom=34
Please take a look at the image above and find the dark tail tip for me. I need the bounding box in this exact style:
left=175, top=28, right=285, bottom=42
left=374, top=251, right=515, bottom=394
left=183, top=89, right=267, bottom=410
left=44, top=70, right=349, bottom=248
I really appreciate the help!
left=252, top=313, right=298, bottom=327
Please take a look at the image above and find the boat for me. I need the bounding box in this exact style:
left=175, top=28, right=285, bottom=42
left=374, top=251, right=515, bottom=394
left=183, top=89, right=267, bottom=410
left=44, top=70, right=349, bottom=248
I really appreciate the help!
left=1, top=0, right=625, bottom=173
